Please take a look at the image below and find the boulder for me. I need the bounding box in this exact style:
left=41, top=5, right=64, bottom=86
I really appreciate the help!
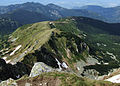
left=29, top=62, right=55, bottom=77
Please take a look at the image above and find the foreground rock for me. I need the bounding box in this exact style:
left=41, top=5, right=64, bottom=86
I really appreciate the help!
left=0, top=78, right=17, bottom=86
left=1, top=72, right=120, bottom=86
left=29, top=62, right=55, bottom=77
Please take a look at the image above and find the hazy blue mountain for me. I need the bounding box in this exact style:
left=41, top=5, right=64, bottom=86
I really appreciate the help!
left=46, top=3, right=106, bottom=21
left=0, top=2, right=63, bottom=20
left=2, top=2, right=120, bottom=36
left=0, top=9, right=52, bottom=25
left=80, top=5, right=105, bottom=12
left=71, top=16, right=120, bottom=35
left=2, top=2, right=120, bottom=23
left=0, top=2, right=107, bottom=22
left=80, top=5, right=120, bottom=23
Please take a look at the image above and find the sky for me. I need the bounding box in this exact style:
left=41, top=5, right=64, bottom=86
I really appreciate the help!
left=1, top=0, right=120, bottom=8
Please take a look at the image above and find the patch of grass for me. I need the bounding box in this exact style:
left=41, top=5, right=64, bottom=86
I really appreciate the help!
left=17, top=72, right=120, bottom=86
left=9, top=21, right=55, bottom=61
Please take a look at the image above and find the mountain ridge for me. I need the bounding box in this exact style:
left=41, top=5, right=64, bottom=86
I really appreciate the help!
left=0, top=2, right=107, bottom=21
left=80, top=5, right=120, bottom=23
left=0, top=2, right=107, bottom=35
left=1, top=16, right=120, bottom=82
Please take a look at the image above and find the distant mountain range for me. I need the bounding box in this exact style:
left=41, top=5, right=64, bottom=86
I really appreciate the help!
left=0, top=2, right=106, bottom=24
left=0, top=2, right=107, bottom=35
left=72, top=16, right=120, bottom=35
left=79, top=5, right=120, bottom=23
left=1, top=2, right=120, bottom=35
left=1, top=2, right=120, bottom=24
left=0, top=9, right=52, bottom=25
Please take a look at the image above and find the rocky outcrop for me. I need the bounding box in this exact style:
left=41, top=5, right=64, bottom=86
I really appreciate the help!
left=29, top=62, right=55, bottom=77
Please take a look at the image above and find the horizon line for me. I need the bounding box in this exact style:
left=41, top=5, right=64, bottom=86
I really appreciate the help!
left=0, top=1, right=120, bottom=9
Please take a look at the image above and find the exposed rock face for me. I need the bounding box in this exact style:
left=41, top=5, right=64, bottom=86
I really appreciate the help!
left=76, top=57, right=98, bottom=76
left=29, top=62, right=55, bottom=77
left=82, top=69, right=99, bottom=79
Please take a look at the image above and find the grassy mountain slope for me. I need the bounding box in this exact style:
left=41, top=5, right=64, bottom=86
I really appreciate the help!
left=15, top=72, right=120, bottom=86
left=0, top=18, right=20, bottom=49
left=0, top=17, right=119, bottom=76
left=2, top=21, right=89, bottom=70
left=1, top=16, right=120, bottom=83
left=69, top=16, right=120, bottom=35
left=55, top=17, right=120, bottom=75
left=67, top=17, right=120, bottom=61
left=0, top=35, right=9, bottom=50
left=0, top=20, right=89, bottom=81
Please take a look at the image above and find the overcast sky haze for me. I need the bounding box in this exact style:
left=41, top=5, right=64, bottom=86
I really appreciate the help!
left=1, top=0, right=120, bottom=8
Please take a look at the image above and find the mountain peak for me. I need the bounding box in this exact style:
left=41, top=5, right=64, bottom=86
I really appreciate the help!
left=22, top=2, right=44, bottom=6
left=47, top=3, right=66, bottom=10
left=81, top=5, right=104, bottom=9
left=47, top=3, right=56, bottom=6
